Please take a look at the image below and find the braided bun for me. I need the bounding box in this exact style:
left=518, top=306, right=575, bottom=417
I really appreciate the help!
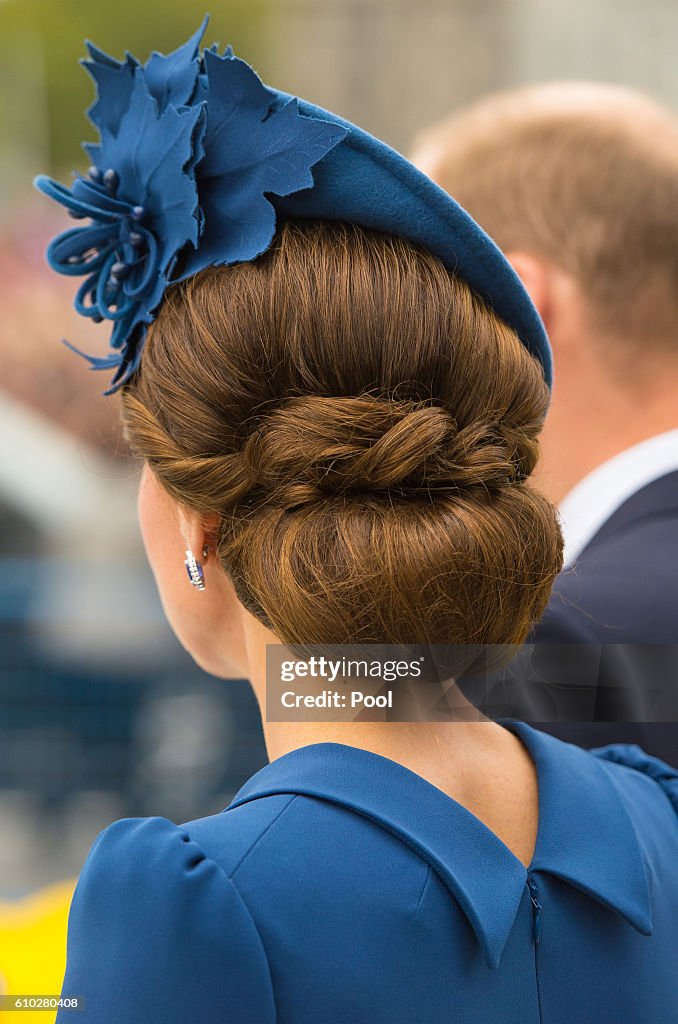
left=239, top=396, right=535, bottom=509
left=122, top=220, right=562, bottom=645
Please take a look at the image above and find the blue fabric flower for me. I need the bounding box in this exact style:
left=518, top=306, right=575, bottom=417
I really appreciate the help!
left=34, top=17, right=348, bottom=394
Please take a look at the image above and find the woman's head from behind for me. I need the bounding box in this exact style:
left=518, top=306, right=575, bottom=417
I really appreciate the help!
left=122, top=220, right=562, bottom=677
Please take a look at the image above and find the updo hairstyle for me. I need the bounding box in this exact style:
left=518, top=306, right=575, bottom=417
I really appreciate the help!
left=121, top=220, right=563, bottom=645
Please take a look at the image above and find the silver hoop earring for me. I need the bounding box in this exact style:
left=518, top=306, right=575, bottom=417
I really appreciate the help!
left=184, top=549, right=206, bottom=591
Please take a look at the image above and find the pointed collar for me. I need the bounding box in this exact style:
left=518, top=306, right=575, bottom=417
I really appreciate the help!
left=508, top=722, right=653, bottom=935
left=228, top=722, right=652, bottom=969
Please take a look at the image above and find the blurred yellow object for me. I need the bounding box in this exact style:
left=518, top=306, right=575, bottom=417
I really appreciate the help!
left=0, top=882, right=74, bottom=1023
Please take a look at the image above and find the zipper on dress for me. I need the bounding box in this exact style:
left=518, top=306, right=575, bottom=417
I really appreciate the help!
left=527, top=875, right=542, bottom=945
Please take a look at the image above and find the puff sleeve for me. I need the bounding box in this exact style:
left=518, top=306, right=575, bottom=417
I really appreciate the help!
left=56, top=817, right=276, bottom=1024
left=591, top=744, right=678, bottom=817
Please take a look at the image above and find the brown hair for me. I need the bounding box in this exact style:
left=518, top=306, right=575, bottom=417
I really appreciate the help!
left=121, top=220, right=562, bottom=645
left=411, top=82, right=678, bottom=349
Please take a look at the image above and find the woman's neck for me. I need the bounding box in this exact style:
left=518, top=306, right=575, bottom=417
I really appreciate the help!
left=260, top=717, right=499, bottom=770
left=240, top=610, right=496, bottom=764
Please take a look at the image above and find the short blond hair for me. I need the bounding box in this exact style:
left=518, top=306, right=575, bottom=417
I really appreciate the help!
left=412, top=82, right=678, bottom=349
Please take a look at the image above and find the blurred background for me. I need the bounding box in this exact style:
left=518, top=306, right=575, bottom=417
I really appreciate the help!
left=1, top=0, right=678, bottom=1012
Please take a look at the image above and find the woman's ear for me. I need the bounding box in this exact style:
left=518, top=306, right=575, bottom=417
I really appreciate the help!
left=176, top=505, right=221, bottom=559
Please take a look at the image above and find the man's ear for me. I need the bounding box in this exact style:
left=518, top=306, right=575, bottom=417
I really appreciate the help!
left=177, top=505, right=221, bottom=557
left=505, top=251, right=552, bottom=329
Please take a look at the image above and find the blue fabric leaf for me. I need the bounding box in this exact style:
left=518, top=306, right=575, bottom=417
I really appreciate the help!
left=82, top=43, right=137, bottom=136
left=184, top=51, right=348, bottom=270
left=82, top=19, right=207, bottom=139
left=144, top=16, right=208, bottom=113
left=96, top=67, right=203, bottom=249
left=192, top=45, right=233, bottom=120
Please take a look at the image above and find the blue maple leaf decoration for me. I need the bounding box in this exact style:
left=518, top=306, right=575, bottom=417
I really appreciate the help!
left=82, top=16, right=207, bottom=133
left=183, top=50, right=348, bottom=273
left=33, top=18, right=348, bottom=393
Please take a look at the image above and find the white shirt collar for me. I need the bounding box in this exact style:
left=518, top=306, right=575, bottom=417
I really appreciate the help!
left=558, top=428, right=678, bottom=566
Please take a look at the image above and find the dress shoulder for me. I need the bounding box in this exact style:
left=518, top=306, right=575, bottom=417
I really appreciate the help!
left=590, top=743, right=678, bottom=818
left=57, top=816, right=276, bottom=1024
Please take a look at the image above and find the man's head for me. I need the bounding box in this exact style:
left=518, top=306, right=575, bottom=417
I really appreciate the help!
left=412, top=83, right=678, bottom=497
left=412, top=82, right=678, bottom=355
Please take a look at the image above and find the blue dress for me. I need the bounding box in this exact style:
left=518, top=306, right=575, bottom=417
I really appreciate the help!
left=57, top=722, right=678, bottom=1023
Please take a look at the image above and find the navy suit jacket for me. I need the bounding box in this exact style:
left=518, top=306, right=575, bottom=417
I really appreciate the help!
left=473, top=471, right=678, bottom=761
left=537, top=469, right=678, bottom=645
left=532, top=470, right=678, bottom=763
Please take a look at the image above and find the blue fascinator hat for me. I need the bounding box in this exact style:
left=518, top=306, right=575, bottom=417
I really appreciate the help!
left=35, top=16, right=552, bottom=395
